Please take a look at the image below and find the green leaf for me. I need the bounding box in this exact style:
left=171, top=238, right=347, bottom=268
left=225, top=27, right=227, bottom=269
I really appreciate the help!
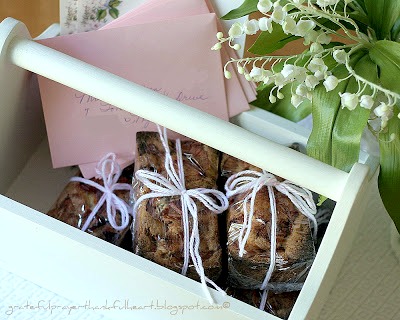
left=251, top=82, right=311, bottom=122
left=364, top=0, right=400, bottom=39
left=306, top=66, right=348, bottom=165
left=331, top=54, right=378, bottom=172
left=248, top=27, right=300, bottom=55
left=378, top=110, right=400, bottom=233
left=96, top=9, right=107, bottom=21
left=307, top=51, right=365, bottom=165
left=109, top=7, right=119, bottom=19
left=369, top=40, right=400, bottom=96
left=221, top=0, right=258, bottom=20
left=391, top=17, right=400, bottom=42
left=109, top=0, right=122, bottom=8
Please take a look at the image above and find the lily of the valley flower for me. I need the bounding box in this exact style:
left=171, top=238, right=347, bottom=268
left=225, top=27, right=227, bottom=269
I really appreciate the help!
left=333, top=49, right=347, bottom=64
left=360, top=95, right=374, bottom=109
left=340, top=92, right=359, bottom=110
left=305, top=74, right=320, bottom=89
left=282, top=16, right=297, bottom=34
left=374, top=102, right=394, bottom=129
left=257, top=0, right=273, bottom=14
left=310, top=42, right=324, bottom=54
left=291, top=93, right=304, bottom=108
left=281, top=64, right=296, bottom=78
left=296, top=19, right=316, bottom=37
left=308, top=57, right=328, bottom=74
left=271, top=5, right=287, bottom=24
left=228, top=22, right=243, bottom=38
left=259, top=17, right=273, bottom=32
left=316, top=0, right=340, bottom=8
left=323, top=75, right=339, bottom=91
left=243, top=19, right=260, bottom=35
left=249, top=66, right=264, bottom=81
left=296, top=83, right=309, bottom=98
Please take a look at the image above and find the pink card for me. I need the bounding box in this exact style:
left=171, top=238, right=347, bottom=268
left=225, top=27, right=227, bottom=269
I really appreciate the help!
left=37, top=13, right=228, bottom=175
left=103, top=0, right=252, bottom=117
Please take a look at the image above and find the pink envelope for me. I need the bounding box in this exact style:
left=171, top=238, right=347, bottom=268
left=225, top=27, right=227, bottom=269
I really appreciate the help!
left=37, top=13, right=228, bottom=175
left=103, top=0, right=253, bottom=117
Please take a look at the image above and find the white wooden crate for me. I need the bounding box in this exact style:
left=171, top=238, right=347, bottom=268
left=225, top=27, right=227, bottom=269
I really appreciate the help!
left=0, top=14, right=379, bottom=320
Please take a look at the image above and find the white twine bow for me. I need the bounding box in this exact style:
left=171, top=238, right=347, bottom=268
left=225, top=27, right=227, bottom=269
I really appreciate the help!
left=133, top=126, right=228, bottom=304
left=225, top=169, right=317, bottom=310
left=70, top=153, right=133, bottom=232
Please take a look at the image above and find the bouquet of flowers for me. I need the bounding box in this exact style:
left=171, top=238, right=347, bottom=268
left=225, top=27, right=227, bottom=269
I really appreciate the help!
left=212, top=0, right=400, bottom=232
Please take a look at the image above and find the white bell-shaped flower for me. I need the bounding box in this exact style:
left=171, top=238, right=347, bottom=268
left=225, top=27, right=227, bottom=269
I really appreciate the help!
left=281, top=64, right=295, bottom=78
left=315, top=30, right=332, bottom=44
left=296, top=19, right=316, bottom=37
left=282, top=16, right=297, bottom=35
left=315, top=70, right=327, bottom=81
left=303, top=29, right=318, bottom=45
left=243, top=19, right=260, bottom=35
left=340, top=92, right=359, bottom=110
left=249, top=66, right=265, bottom=82
left=274, top=73, right=286, bottom=86
left=257, top=0, right=273, bottom=13
left=310, top=42, right=324, bottom=54
left=333, top=49, right=347, bottom=64
left=291, top=93, right=305, bottom=108
left=316, top=0, right=340, bottom=8
left=228, top=22, right=244, bottom=38
left=308, top=57, right=328, bottom=73
left=323, top=75, right=339, bottom=91
left=296, top=83, right=309, bottom=97
left=360, top=95, right=374, bottom=109
left=263, top=70, right=275, bottom=85
left=259, top=17, right=273, bottom=32
left=305, top=74, right=320, bottom=89
left=374, top=102, right=392, bottom=117
left=271, top=5, right=287, bottom=24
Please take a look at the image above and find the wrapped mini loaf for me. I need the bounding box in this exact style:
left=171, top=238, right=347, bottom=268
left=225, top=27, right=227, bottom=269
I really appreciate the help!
left=226, top=288, right=299, bottom=320
left=221, top=153, right=316, bottom=291
left=132, top=131, right=222, bottom=281
left=47, top=164, right=134, bottom=247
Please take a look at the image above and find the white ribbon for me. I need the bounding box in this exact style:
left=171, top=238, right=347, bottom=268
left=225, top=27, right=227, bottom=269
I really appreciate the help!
left=70, top=153, right=133, bottom=232
left=133, top=127, right=228, bottom=304
left=225, top=169, right=317, bottom=310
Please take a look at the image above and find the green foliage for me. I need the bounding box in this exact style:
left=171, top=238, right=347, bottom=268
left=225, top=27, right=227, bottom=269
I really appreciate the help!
left=96, top=9, right=107, bottom=21
left=378, top=112, right=400, bottom=233
left=221, top=0, right=258, bottom=20
left=364, top=0, right=400, bottom=40
left=369, top=41, right=400, bottom=95
left=248, top=27, right=299, bottom=55
left=331, top=54, right=378, bottom=172
left=251, top=82, right=311, bottom=122
left=109, top=7, right=119, bottom=19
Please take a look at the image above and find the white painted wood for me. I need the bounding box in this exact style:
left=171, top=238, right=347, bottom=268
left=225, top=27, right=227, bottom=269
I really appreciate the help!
left=0, top=16, right=381, bottom=320
left=3, top=19, right=349, bottom=202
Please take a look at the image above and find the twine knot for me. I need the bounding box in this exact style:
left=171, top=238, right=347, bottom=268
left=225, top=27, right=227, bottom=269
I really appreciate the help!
left=70, top=153, right=133, bottom=232
left=133, top=126, right=228, bottom=304
left=225, top=169, right=317, bottom=310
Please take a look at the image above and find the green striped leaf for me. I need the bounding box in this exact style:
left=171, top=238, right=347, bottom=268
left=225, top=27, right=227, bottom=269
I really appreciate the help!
left=369, top=40, right=400, bottom=96
left=331, top=54, right=378, bottom=172
left=378, top=110, right=400, bottom=233
left=306, top=51, right=365, bottom=165
left=364, top=0, right=400, bottom=40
